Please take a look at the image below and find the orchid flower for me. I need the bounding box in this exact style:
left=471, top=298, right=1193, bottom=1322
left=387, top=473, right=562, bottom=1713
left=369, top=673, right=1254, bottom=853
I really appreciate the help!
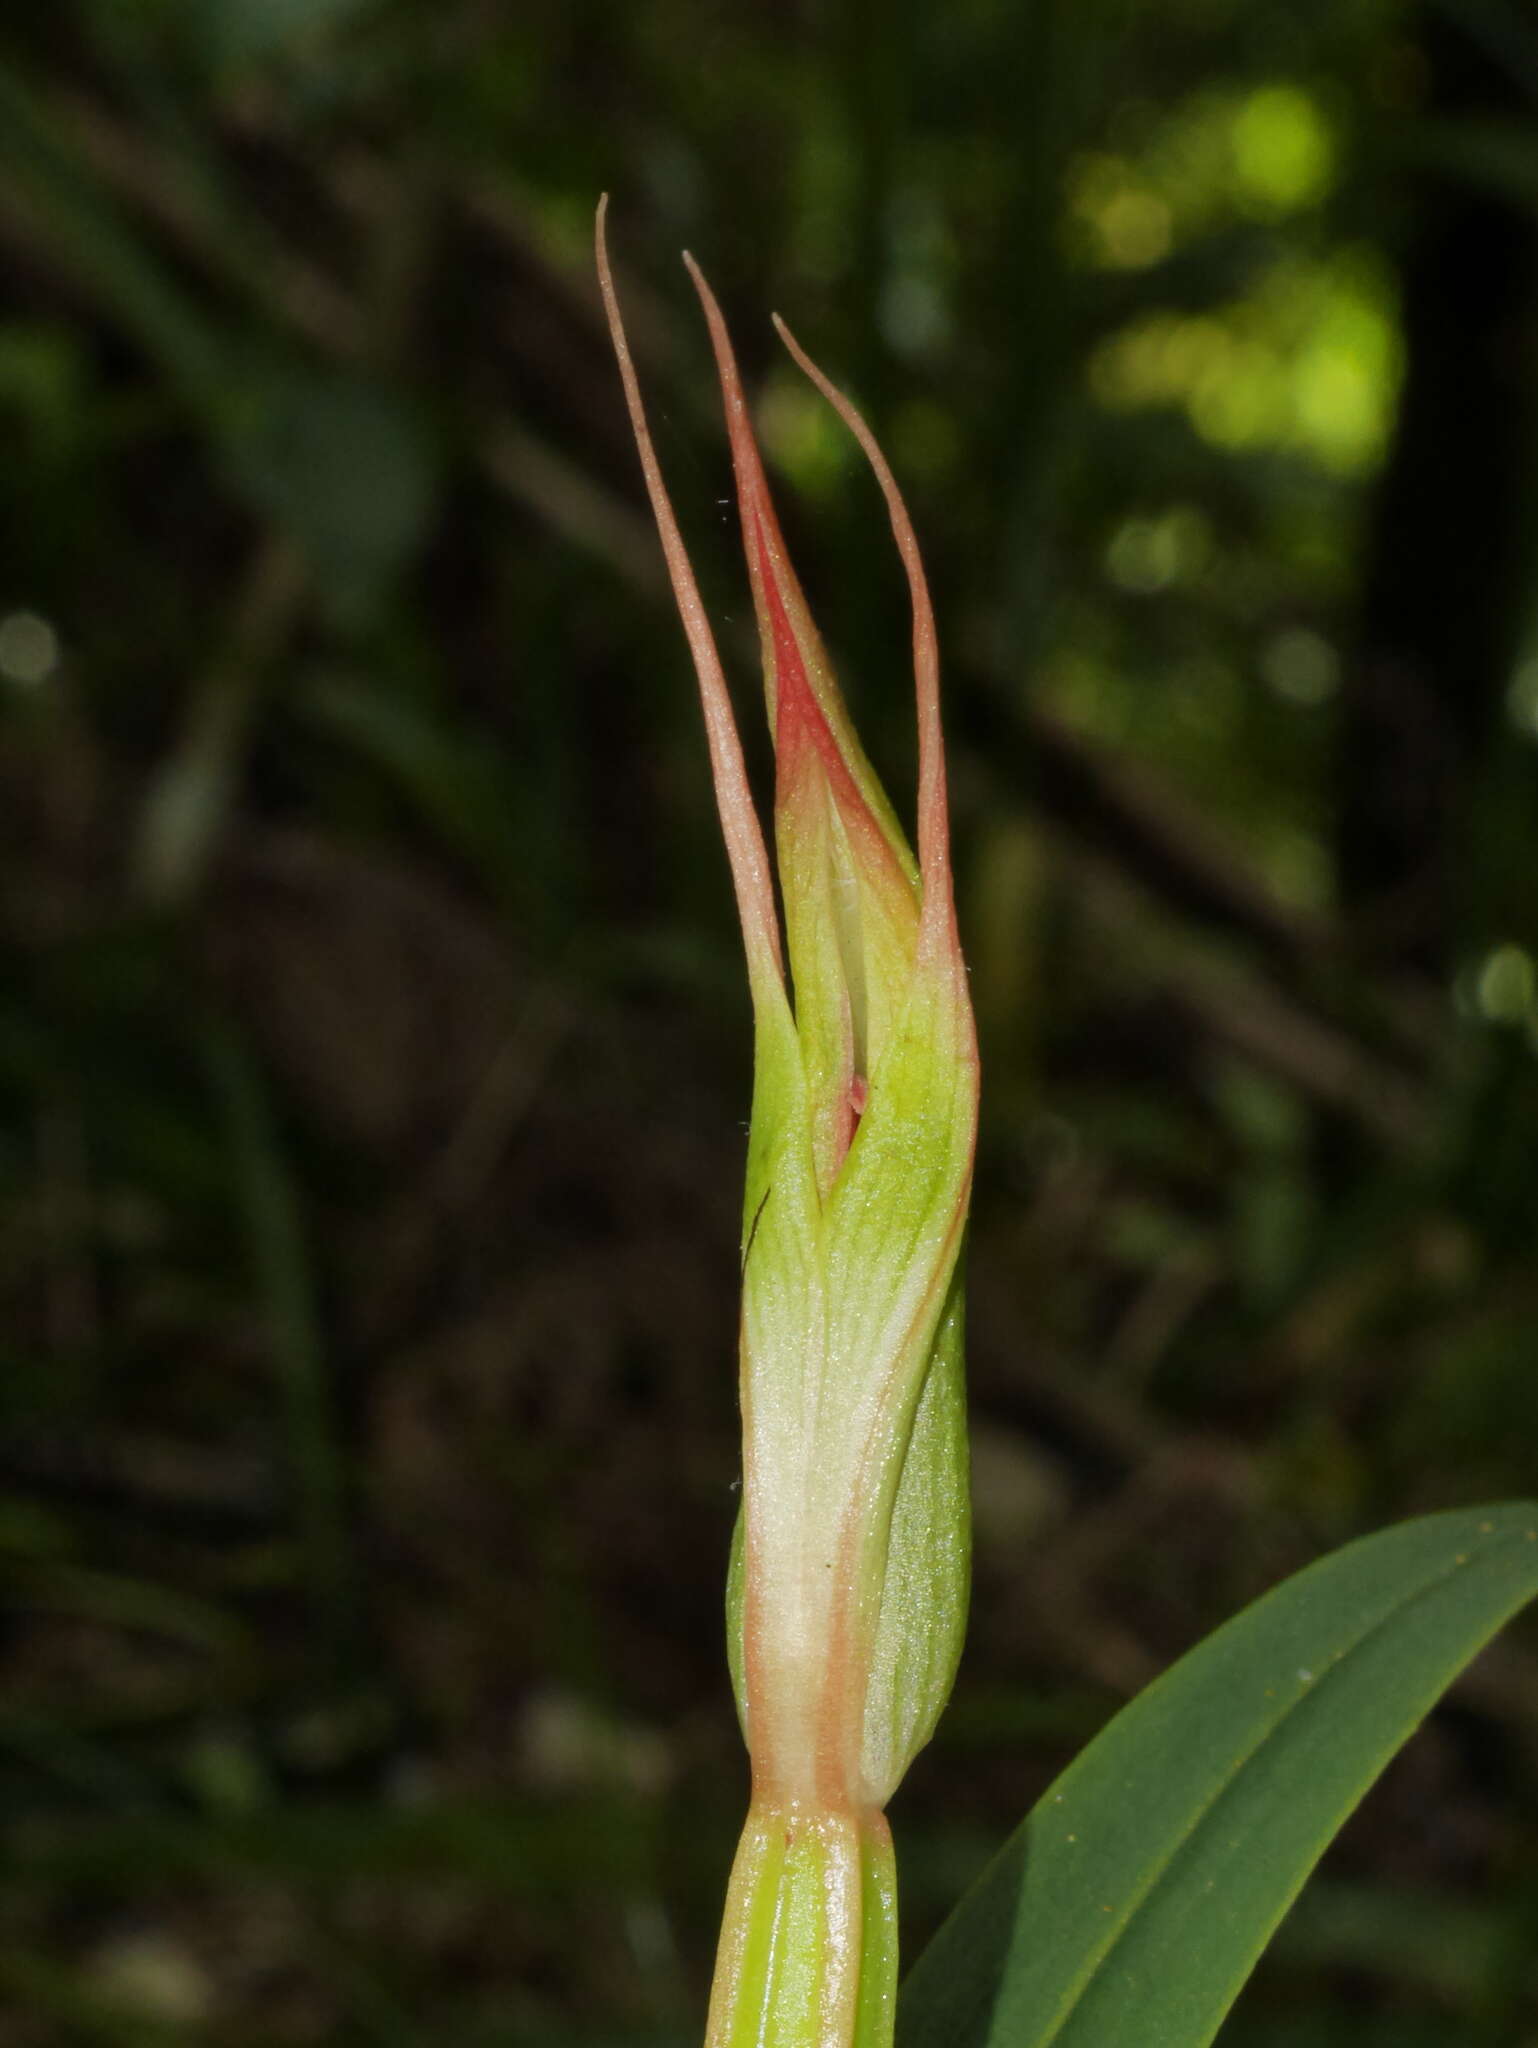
left=597, top=198, right=979, bottom=2048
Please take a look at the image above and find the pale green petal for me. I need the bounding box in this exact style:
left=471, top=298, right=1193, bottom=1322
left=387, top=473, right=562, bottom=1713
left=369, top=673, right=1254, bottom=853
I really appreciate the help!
left=859, top=1271, right=970, bottom=1799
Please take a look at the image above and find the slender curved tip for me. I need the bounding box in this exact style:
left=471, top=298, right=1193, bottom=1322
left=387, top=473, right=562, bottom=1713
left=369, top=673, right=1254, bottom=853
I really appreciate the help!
left=770, top=311, right=959, bottom=948
left=593, top=192, right=786, bottom=999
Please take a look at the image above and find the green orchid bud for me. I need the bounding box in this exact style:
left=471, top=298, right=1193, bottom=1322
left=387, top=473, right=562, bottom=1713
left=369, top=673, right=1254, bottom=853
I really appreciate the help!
left=597, top=199, right=978, bottom=2048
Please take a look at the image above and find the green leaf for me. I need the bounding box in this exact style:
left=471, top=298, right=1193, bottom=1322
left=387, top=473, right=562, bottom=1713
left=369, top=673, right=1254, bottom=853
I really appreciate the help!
left=899, top=1502, right=1538, bottom=2048
left=218, top=358, right=437, bottom=610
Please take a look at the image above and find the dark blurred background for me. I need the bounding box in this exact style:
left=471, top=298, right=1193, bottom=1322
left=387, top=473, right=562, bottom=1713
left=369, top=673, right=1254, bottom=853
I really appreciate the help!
left=3, top=0, right=1538, bottom=2041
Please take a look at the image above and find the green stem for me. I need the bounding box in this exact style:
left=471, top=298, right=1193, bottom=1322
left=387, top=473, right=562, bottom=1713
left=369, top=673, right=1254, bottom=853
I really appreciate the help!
left=706, top=1802, right=898, bottom=2048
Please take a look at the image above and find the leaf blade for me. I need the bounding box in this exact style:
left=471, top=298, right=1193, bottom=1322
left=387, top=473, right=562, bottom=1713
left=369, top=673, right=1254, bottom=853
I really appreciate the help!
left=899, top=1503, right=1538, bottom=2048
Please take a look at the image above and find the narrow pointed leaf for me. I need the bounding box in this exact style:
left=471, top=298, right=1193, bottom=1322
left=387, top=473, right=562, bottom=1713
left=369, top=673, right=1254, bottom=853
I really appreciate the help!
left=899, top=1502, right=1538, bottom=2048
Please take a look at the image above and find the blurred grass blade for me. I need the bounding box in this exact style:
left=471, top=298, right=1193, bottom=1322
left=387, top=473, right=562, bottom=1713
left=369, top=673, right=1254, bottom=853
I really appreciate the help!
left=0, top=55, right=222, bottom=393
left=304, top=674, right=531, bottom=902
left=0, top=56, right=435, bottom=609
left=899, top=1502, right=1538, bottom=2048
left=206, top=1026, right=354, bottom=1656
left=133, top=536, right=306, bottom=905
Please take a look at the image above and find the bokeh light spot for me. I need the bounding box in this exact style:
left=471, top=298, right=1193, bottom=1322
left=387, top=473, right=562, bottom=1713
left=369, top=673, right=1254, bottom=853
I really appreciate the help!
left=759, top=371, right=849, bottom=499
left=0, top=608, right=60, bottom=687
left=1476, top=944, right=1537, bottom=1025
left=1262, top=626, right=1339, bottom=705
left=1105, top=506, right=1212, bottom=593
left=1507, top=657, right=1538, bottom=739
left=1231, top=86, right=1335, bottom=214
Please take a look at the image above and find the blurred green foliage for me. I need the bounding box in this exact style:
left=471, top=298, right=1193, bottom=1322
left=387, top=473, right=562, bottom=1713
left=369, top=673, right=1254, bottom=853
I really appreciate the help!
left=2, top=0, right=1538, bottom=2041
